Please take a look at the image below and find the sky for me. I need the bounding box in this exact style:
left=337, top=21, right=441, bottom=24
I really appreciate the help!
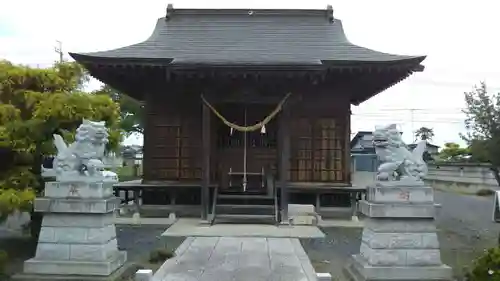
left=1, top=0, right=499, bottom=147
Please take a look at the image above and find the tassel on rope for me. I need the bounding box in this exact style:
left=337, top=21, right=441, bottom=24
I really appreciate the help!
left=200, top=92, right=292, bottom=132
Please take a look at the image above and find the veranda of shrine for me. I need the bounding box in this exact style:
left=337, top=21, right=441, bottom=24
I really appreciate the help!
left=70, top=5, right=425, bottom=224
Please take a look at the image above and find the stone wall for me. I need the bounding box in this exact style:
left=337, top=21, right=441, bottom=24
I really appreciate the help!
left=425, top=163, right=499, bottom=193
left=352, top=163, right=500, bottom=193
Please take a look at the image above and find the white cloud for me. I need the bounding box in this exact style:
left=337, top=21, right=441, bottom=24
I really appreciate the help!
left=1, top=0, right=499, bottom=148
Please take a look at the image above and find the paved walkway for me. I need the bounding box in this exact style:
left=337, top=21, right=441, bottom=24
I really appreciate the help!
left=153, top=236, right=317, bottom=281
left=161, top=218, right=325, bottom=238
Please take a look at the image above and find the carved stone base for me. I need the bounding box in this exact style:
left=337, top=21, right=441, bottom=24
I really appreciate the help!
left=344, top=255, right=452, bottom=281
left=44, top=181, right=114, bottom=199
left=23, top=251, right=127, bottom=276
left=360, top=218, right=442, bottom=267
left=20, top=181, right=127, bottom=277
left=344, top=181, right=452, bottom=281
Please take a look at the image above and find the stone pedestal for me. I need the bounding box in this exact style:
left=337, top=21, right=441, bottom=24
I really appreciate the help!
left=344, top=180, right=452, bottom=281
left=21, top=181, right=127, bottom=277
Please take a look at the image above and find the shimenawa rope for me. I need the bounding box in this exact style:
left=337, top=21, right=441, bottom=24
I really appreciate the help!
left=200, top=93, right=292, bottom=132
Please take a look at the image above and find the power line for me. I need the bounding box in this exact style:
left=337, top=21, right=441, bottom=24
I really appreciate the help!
left=409, top=78, right=500, bottom=91
left=54, top=40, right=63, bottom=63
left=351, top=117, right=464, bottom=124
left=353, top=107, right=465, bottom=112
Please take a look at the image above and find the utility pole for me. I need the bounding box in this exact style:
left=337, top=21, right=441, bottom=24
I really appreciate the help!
left=54, top=40, right=63, bottom=63
left=409, top=108, right=416, bottom=143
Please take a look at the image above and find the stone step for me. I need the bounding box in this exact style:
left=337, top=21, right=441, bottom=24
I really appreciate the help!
left=215, top=204, right=275, bottom=215
left=214, top=214, right=276, bottom=224
left=217, top=194, right=273, bottom=200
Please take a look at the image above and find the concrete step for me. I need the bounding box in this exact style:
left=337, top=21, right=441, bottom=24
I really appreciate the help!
left=214, top=214, right=276, bottom=224
left=217, top=194, right=273, bottom=200
left=215, top=204, right=275, bottom=215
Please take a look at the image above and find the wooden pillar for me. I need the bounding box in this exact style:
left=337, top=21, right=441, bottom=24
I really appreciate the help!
left=142, top=95, right=151, bottom=182
left=201, top=103, right=211, bottom=221
left=344, top=109, right=352, bottom=184
left=279, top=103, right=291, bottom=223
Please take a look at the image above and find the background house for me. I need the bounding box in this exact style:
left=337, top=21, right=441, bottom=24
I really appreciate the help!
left=350, top=131, right=437, bottom=172
left=407, top=142, right=440, bottom=155
left=350, top=131, right=378, bottom=172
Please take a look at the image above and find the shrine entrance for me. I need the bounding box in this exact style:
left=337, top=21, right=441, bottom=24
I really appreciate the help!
left=214, top=103, right=278, bottom=193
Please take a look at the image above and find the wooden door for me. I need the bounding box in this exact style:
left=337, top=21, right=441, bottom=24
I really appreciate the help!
left=215, top=104, right=277, bottom=191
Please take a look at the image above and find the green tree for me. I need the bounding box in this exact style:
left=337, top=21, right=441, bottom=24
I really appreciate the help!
left=438, top=142, right=469, bottom=160
left=93, top=85, right=143, bottom=136
left=461, top=82, right=500, bottom=185
left=414, top=126, right=434, bottom=141
left=0, top=60, right=122, bottom=237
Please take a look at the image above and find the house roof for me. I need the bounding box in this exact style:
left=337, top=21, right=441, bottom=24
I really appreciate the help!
left=350, top=131, right=374, bottom=149
left=408, top=143, right=440, bottom=149
left=69, top=5, right=425, bottom=68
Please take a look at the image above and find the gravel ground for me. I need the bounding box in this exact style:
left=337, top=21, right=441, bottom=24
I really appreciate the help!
left=115, top=225, right=185, bottom=261
left=2, top=189, right=499, bottom=280
left=434, top=190, right=500, bottom=242
left=299, top=190, right=500, bottom=280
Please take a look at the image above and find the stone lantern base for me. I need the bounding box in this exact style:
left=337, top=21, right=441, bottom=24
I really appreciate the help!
left=14, top=181, right=130, bottom=280
left=344, top=180, right=453, bottom=281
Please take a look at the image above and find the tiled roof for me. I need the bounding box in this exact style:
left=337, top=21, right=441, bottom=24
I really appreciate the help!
left=70, top=7, right=425, bottom=66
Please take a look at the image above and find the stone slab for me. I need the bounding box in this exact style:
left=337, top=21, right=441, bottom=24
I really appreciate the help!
left=162, top=218, right=325, bottom=238
left=288, top=204, right=315, bottom=215
left=344, top=254, right=452, bottom=281
left=13, top=261, right=136, bottom=281
left=34, top=238, right=119, bottom=261
left=44, top=181, right=114, bottom=199
left=55, top=174, right=113, bottom=184
left=135, top=269, right=153, bottom=281
left=359, top=200, right=437, bottom=218
left=363, top=218, right=436, bottom=232
left=288, top=204, right=318, bottom=226
left=290, top=215, right=316, bottom=225
left=152, top=237, right=317, bottom=281
left=360, top=242, right=442, bottom=266
left=34, top=197, right=120, bottom=213
left=361, top=228, right=439, bottom=249
left=370, top=179, right=426, bottom=188
left=43, top=213, right=115, bottom=227
left=22, top=250, right=127, bottom=276
left=39, top=224, right=116, bottom=244
left=367, top=184, right=434, bottom=204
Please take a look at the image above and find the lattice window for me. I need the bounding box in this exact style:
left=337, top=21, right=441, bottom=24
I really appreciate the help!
left=312, top=118, right=344, bottom=182
left=290, top=117, right=345, bottom=182
left=290, top=118, right=313, bottom=181
left=148, top=114, right=203, bottom=181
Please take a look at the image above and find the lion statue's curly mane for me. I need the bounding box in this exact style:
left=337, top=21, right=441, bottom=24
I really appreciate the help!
left=53, top=119, right=109, bottom=181
left=373, top=124, right=428, bottom=182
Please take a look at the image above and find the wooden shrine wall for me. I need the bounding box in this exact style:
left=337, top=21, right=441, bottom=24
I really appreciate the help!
left=142, top=91, right=351, bottom=184
left=143, top=95, right=203, bottom=182
left=288, top=94, right=350, bottom=184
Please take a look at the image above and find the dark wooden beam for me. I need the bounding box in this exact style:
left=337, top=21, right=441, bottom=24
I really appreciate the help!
left=201, top=101, right=211, bottom=221
left=278, top=100, right=291, bottom=223
left=344, top=109, right=352, bottom=184
left=141, top=92, right=152, bottom=183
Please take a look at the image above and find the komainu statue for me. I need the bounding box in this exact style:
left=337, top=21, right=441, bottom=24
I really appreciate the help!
left=52, top=119, right=109, bottom=182
left=372, top=124, right=428, bottom=182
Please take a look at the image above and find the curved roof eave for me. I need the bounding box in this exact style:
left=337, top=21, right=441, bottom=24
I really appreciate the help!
left=70, top=52, right=425, bottom=72
left=69, top=10, right=426, bottom=68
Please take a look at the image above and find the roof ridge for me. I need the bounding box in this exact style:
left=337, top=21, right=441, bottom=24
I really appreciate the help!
left=165, top=4, right=335, bottom=20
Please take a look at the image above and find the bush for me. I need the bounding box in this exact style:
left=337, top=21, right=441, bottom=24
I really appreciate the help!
left=0, top=250, right=7, bottom=274
left=148, top=249, right=174, bottom=264
left=476, top=189, right=495, bottom=196
left=465, top=247, right=500, bottom=280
